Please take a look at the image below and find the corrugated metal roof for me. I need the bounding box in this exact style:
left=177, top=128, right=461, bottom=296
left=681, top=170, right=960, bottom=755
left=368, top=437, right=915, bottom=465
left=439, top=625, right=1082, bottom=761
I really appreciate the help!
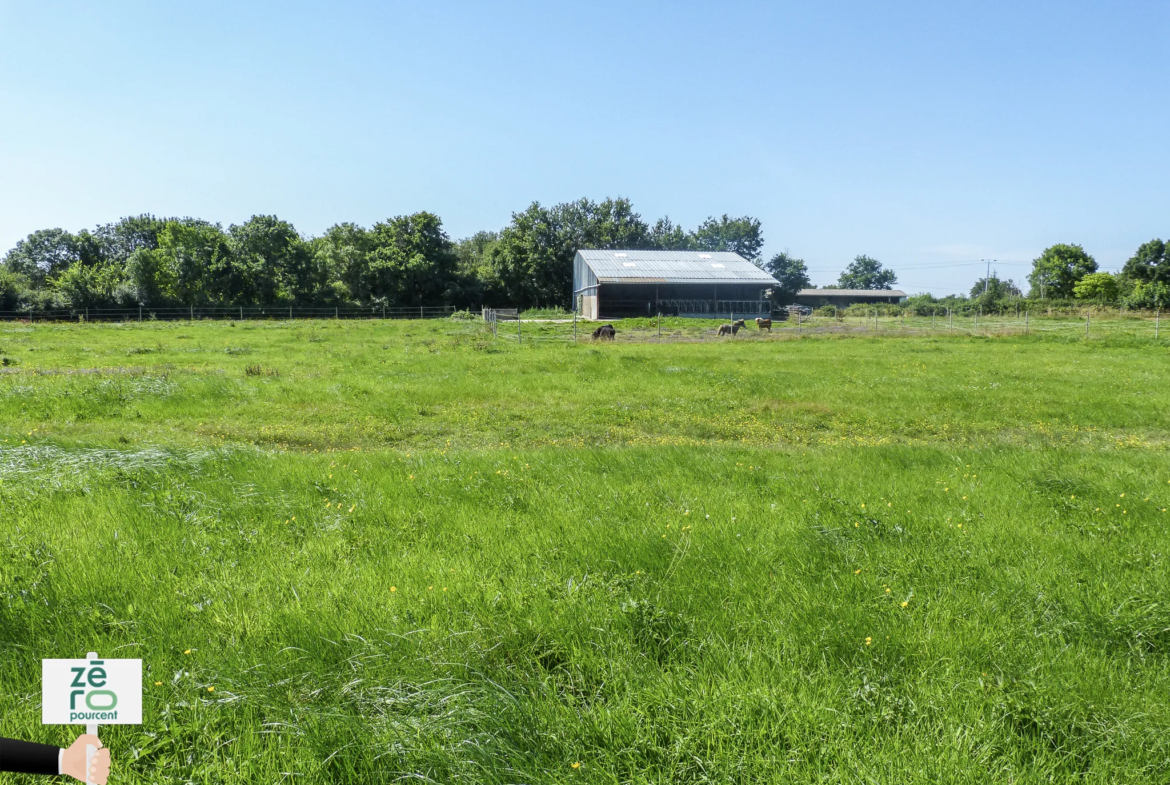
left=577, top=250, right=778, bottom=284
left=797, top=288, right=908, bottom=297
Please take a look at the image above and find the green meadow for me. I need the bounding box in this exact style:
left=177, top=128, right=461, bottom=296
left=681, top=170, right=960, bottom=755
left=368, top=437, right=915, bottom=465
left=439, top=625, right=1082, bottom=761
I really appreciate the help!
left=1, top=317, right=1168, bottom=783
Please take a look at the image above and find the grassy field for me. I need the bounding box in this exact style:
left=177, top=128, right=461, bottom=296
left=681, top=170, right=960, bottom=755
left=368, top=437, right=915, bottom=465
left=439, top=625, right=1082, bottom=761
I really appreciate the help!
left=1, top=317, right=1168, bottom=783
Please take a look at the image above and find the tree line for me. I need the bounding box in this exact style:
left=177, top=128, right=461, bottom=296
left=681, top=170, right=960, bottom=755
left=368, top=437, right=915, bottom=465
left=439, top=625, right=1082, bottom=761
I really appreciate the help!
left=765, top=242, right=1169, bottom=310
left=0, top=199, right=763, bottom=312
left=2, top=197, right=1165, bottom=312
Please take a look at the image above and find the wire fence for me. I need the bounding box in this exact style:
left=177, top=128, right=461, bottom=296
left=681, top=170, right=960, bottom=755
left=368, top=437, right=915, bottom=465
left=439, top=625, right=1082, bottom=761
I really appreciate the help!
left=481, top=308, right=1167, bottom=344
left=0, top=305, right=455, bottom=322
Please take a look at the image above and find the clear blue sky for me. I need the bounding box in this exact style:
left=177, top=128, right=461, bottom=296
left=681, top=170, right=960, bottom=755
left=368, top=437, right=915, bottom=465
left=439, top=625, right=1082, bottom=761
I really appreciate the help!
left=1, top=0, right=1167, bottom=294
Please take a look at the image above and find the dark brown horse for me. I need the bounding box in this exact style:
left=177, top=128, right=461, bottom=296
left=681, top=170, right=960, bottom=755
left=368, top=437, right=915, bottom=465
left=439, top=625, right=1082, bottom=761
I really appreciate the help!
left=592, top=324, right=616, bottom=340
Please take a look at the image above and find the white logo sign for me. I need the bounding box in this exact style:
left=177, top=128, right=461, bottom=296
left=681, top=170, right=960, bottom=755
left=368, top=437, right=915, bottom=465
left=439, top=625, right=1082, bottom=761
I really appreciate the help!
left=42, top=657, right=142, bottom=725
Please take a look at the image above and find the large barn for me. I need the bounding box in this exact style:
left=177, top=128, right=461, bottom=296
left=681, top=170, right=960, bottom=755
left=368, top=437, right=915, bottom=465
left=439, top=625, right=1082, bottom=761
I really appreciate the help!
left=573, top=250, right=778, bottom=320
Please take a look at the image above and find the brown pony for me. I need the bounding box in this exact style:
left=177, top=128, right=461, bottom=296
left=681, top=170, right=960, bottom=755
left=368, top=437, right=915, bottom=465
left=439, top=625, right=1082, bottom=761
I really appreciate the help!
left=719, top=321, right=745, bottom=336
left=755, top=317, right=772, bottom=331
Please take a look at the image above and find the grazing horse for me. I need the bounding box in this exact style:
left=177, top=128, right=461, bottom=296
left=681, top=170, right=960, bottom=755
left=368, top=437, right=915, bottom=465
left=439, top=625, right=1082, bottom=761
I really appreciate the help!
left=755, top=317, right=772, bottom=331
left=592, top=324, right=616, bottom=340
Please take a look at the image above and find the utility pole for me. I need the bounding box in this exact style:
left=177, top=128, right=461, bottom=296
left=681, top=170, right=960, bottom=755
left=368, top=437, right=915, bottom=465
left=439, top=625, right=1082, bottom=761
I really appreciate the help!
left=983, top=259, right=995, bottom=296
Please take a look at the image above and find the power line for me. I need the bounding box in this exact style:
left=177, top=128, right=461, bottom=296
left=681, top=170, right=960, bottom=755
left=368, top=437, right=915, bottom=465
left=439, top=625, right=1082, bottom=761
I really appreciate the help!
left=803, top=259, right=1033, bottom=273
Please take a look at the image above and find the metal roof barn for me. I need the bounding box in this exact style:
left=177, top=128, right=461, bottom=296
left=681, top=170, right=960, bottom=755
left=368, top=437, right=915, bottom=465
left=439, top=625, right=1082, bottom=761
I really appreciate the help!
left=574, top=250, right=778, bottom=320
left=794, top=288, right=908, bottom=306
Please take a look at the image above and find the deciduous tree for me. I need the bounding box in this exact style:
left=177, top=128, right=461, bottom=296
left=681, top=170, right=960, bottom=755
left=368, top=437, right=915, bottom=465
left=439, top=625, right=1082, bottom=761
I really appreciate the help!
left=2, top=228, right=79, bottom=286
left=312, top=223, right=374, bottom=303
left=1073, top=272, right=1119, bottom=302
left=1028, top=244, right=1096, bottom=298
left=838, top=255, right=897, bottom=289
left=764, top=252, right=811, bottom=303
left=228, top=216, right=317, bottom=303
left=689, top=215, right=764, bottom=263
left=367, top=212, right=462, bottom=306
left=1121, top=239, right=1168, bottom=286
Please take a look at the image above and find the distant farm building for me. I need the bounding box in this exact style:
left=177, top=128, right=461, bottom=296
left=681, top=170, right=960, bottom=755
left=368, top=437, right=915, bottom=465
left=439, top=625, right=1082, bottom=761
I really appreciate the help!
left=573, top=250, right=778, bottom=320
left=794, top=288, right=908, bottom=308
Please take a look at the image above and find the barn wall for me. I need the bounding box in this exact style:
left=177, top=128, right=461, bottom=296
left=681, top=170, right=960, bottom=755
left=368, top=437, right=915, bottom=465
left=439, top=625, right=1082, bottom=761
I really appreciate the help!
left=573, top=253, right=599, bottom=306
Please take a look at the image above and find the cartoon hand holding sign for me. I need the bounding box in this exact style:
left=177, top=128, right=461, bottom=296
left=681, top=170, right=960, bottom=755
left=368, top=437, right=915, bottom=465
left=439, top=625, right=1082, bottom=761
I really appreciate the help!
left=23, top=652, right=142, bottom=784
left=0, top=736, right=107, bottom=783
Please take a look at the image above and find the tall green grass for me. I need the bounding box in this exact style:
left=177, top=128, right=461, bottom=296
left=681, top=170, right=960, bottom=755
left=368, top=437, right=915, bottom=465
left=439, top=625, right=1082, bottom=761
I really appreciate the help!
left=1, top=318, right=1167, bottom=783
